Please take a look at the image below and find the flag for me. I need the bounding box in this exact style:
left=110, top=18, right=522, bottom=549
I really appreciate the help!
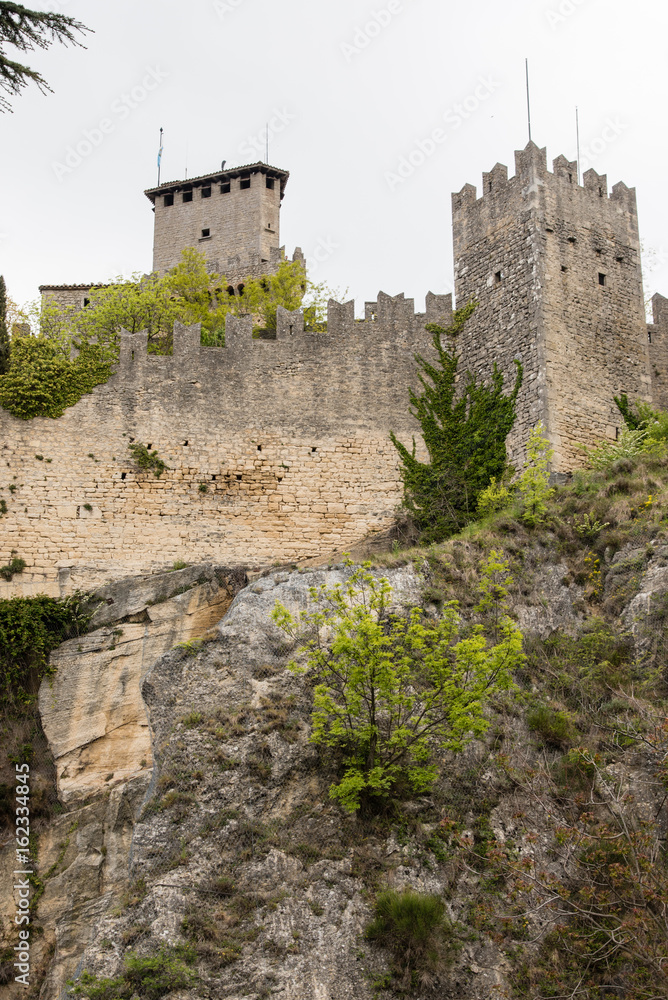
left=157, top=132, right=163, bottom=169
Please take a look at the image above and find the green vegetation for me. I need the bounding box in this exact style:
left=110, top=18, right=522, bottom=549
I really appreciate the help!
left=0, top=593, right=90, bottom=705
left=0, top=275, right=9, bottom=374
left=0, top=3, right=89, bottom=112
left=516, top=421, right=555, bottom=525
left=0, top=335, right=113, bottom=419
left=0, top=554, right=25, bottom=580
left=365, top=889, right=455, bottom=985
left=127, top=442, right=168, bottom=478
left=390, top=303, right=522, bottom=542
left=68, top=944, right=197, bottom=1000
left=272, top=554, right=522, bottom=812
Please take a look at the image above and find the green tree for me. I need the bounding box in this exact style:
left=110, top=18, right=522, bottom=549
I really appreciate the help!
left=390, top=304, right=523, bottom=542
left=272, top=556, right=523, bottom=812
left=517, top=420, right=555, bottom=526
left=0, top=275, right=9, bottom=374
left=0, top=2, right=89, bottom=112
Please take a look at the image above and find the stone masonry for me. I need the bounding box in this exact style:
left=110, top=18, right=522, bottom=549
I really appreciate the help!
left=0, top=294, right=450, bottom=596
left=452, top=142, right=654, bottom=472
left=145, top=161, right=305, bottom=286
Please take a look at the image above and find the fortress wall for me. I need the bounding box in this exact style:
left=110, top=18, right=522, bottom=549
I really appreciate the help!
left=0, top=299, right=446, bottom=597
left=649, top=293, right=668, bottom=412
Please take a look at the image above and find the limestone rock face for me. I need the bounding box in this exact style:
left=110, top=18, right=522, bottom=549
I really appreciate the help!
left=38, top=565, right=246, bottom=804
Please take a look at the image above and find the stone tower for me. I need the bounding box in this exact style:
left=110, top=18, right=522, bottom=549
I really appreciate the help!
left=144, top=161, right=304, bottom=287
left=451, top=141, right=652, bottom=473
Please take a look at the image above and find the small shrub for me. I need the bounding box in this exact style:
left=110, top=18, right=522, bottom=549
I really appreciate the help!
left=128, top=442, right=169, bottom=479
left=172, top=560, right=187, bottom=570
left=0, top=499, right=6, bottom=515
left=476, top=476, right=512, bottom=517
left=83, top=503, right=93, bottom=512
left=365, top=889, right=453, bottom=982
left=517, top=422, right=554, bottom=526
left=69, top=944, right=197, bottom=1000
left=198, top=482, right=208, bottom=493
left=527, top=704, right=575, bottom=748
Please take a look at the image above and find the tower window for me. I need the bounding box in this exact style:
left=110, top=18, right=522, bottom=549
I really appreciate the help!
left=164, top=193, right=174, bottom=207
left=83, top=297, right=90, bottom=306
left=494, top=271, right=502, bottom=284
left=202, top=186, right=211, bottom=198
left=240, top=174, right=251, bottom=190
left=238, top=283, right=245, bottom=296
left=227, top=285, right=235, bottom=296
left=182, top=189, right=193, bottom=203
left=648, top=330, right=652, bottom=343
left=200, top=228, right=210, bottom=238
left=561, top=265, right=567, bottom=273
left=221, top=181, right=231, bottom=194
left=598, top=273, right=607, bottom=287
left=266, top=176, right=275, bottom=189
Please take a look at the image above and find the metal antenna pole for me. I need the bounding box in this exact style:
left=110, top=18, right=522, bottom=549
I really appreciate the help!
left=157, top=127, right=163, bottom=186
left=525, top=58, right=532, bottom=143
left=576, top=106, right=581, bottom=184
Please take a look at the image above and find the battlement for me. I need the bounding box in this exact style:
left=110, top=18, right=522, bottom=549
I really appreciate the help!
left=452, top=141, right=638, bottom=220
left=118, top=290, right=453, bottom=371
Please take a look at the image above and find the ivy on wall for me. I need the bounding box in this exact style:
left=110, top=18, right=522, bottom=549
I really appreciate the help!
left=0, top=338, right=112, bottom=420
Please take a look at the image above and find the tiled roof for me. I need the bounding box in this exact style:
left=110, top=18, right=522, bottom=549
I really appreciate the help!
left=144, top=161, right=289, bottom=202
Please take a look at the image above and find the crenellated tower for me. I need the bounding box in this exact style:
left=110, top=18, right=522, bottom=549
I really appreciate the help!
left=452, top=141, right=652, bottom=473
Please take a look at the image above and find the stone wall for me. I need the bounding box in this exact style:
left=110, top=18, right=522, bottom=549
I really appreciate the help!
left=150, top=165, right=285, bottom=279
left=0, top=294, right=449, bottom=596
left=649, top=293, right=668, bottom=412
left=452, top=142, right=652, bottom=472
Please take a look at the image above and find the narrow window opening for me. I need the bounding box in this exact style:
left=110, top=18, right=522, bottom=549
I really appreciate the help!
left=561, top=265, right=568, bottom=273
left=568, top=173, right=573, bottom=182
left=494, top=271, right=502, bottom=284
left=599, top=187, right=604, bottom=197
left=182, top=189, right=193, bottom=203
left=202, top=186, right=211, bottom=198
left=236, top=474, right=242, bottom=481
left=648, top=330, right=652, bottom=343
left=238, top=283, right=245, bottom=296
left=240, top=174, right=251, bottom=190
left=201, top=228, right=210, bottom=238
left=83, top=297, right=90, bottom=307
left=257, top=445, right=262, bottom=452
left=266, top=176, right=275, bottom=189
left=615, top=427, right=620, bottom=440
left=278, top=477, right=283, bottom=483
left=121, top=472, right=127, bottom=480
left=227, top=285, right=235, bottom=296
left=183, top=440, right=188, bottom=446
left=164, top=193, right=174, bottom=207
left=212, top=475, right=217, bottom=481
left=311, top=447, right=317, bottom=453
left=147, top=443, right=152, bottom=450
left=598, top=272, right=607, bottom=287
left=131, top=350, right=135, bottom=361
left=221, top=181, right=230, bottom=194
left=488, top=181, right=492, bottom=192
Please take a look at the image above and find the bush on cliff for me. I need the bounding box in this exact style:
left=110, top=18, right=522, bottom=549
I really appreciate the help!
left=390, top=303, right=523, bottom=543
left=272, top=554, right=523, bottom=813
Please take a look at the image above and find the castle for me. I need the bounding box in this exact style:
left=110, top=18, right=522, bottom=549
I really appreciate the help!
left=4, top=141, right=667, bottom=597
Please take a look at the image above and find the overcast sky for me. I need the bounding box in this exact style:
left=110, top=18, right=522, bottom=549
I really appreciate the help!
left=2, top=0, right=667, bottom=316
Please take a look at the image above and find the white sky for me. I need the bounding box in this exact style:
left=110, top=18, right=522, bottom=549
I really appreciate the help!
left=1, top=0, right=667, bottom=316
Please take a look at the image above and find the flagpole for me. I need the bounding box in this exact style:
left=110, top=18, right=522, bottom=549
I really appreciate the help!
left=157, top=127, right=163, bottom=186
